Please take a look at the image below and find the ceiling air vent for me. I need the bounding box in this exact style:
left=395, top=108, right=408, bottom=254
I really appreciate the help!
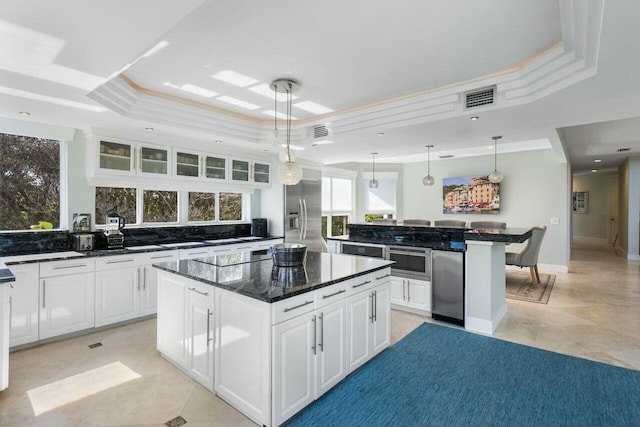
left=439, top=155, right=454, bottom=159
left=312, top=124, right=330, bottom=140
left=616, top=148, right=631, bottom=152
left=465, top=86, right=496, bottom=109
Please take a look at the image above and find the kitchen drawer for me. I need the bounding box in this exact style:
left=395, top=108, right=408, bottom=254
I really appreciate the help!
left=314, top=281, right=347, bottom=309
left=230, top=243, right=254, bottom=253
left=272, top=292, right=316, bottom=325
left=253, top=239, right=283, bottom=251
left=209, top=245, right=234, bottom=255
left=40, top=258, right=96, bottom=277
left=345, top=273, right=373, bottom=297
left=139, top=250, right=179, bottom=264
left=186, top=279, right=214, bottom=304
left=180, top=247, right=211, bottom=259
left=372, top=268, right=392, bottom=287
left=95, top=254, right=144, bottom=270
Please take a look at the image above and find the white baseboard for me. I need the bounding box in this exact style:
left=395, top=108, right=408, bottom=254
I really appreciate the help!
left=537, top=263, right=569, bottom=273
left=573, top=236, right=609, bottom=245
left=465, top=304, right=506, bottom=335
left=628, top=254, right=640, bottom=261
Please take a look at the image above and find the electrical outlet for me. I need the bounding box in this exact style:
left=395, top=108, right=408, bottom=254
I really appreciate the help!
left=550, top=217, right=560, bottom=225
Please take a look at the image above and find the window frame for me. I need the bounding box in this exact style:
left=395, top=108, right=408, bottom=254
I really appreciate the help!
left=321, top=169, right=357, bottom=238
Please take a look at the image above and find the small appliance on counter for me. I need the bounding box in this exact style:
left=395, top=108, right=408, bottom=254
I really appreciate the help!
left=251, top=218, right=268, bottom=237
left=71, top=234, right=94, bottom=251
left=104, top=213, right=125, bottom=249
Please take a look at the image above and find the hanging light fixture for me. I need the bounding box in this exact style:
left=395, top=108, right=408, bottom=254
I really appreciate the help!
left=271, top=79, right=303, bottom=185
left=423, top=144, right=435, bottom=186
left=488, top=135, right=503, bottom=183
left=369, top=152, right=379, bottom=189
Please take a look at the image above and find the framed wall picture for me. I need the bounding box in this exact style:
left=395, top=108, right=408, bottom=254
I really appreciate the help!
left=442, top=175, right=500, bottom=214
left=572, top=191, right=588, bottom=214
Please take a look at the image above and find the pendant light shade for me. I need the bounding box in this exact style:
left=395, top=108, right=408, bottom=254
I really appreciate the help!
left=488, top=135, right=503, bottom=183
left=272, top=78, right=303, bottom=186
left=369, top=152, right=379, bottom=189
left=423, top=144, right=435, bottom=186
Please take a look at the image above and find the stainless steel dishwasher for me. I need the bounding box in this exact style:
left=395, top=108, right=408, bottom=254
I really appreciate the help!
left=431, top=250, right=464, bottom=326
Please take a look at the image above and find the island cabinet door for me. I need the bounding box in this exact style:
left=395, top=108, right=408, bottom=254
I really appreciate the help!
left=186, top=289, right=214, bottom=391
left=157, top=271, right=188, bottom=367
left=272, top=311, right=316, bottom=427
left=372, top=282, right=391, bottom=355
left=315, top=299, right=346, bottom=397
left=390, top=276, right=406, bottom=306
left=345, top=290, right=373, bottom=374
left=8, top=263, right=39, bottom=347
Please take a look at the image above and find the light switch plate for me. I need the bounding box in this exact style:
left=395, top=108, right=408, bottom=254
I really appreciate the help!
left=550, top=217, right=560, bottom=225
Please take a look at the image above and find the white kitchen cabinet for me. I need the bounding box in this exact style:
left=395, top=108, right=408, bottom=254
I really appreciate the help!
left=157, top=271, right=188, bottom=367
left=186, top=284, right=215, bottom=391
left=326, top=240, right=341, bottom=254
left=390, top=276, right=431, bottom=314
left=1, top=282, right=9, bottom=391
left=139, top=250, right=179, bottom=316
left=8, top=263, right=39, bottom=347
left=95, top=266, right=139, bottom=327
left=346, top=273, right=390, bottom=374
left=179, top=246, right=211, bottom=260
left=96, top=137, right=170, bottom=178
left=253, top=238, right=283, bottom=251
left=39, top=272, right=95, bottom=339
left=174, top=149, right=229, bottom=182
left=230, top=157, right=271, bottom=186
left=315, top=299, right=346, bottom=396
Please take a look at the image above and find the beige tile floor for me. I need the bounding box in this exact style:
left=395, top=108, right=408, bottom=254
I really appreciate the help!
left=1, top=240, right=637, bottom=426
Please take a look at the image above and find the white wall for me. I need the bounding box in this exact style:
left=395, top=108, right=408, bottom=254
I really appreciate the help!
left=402, top=149, right=570, bottom=269
left=617, top=157, right=640, bottom=259
left=572, top=172, right=616, bottom=240
left=66, top=130, right=95, bottom=227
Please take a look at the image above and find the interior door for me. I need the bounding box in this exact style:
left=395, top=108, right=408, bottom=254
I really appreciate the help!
left=609, top=175, right=619, bottom=245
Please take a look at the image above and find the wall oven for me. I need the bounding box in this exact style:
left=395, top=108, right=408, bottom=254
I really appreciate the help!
left=385, top=246, right=431, bottom=280
left=341, top=242, right=386, bottom=259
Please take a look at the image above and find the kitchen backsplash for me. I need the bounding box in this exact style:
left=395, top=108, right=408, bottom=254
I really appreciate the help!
left=0, top=223, right=252, bottom=256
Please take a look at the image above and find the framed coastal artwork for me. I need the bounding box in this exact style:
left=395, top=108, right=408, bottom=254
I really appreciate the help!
left=442, top=175, right=500, bottom=214
left=572, top=191, right=588, bottom=214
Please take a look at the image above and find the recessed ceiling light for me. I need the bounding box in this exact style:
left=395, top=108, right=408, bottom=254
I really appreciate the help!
left=214, top=140, right=222, bottom=144
left=145, top=127, right=154, bottom=131
left=19, top=111, right=30, bottom=116
left=312, top=139, right=335, bottom=145
left=280, top=144, right=305, bottom=151
left=377, top=132, right=384, bottom=136
left=211, top=70, right=258, bottom=87
left=293, top=101, right=334, bottom=115
left=263, top=149, right=269, bottom=152
left=263, top=110, right=297, bottom=120
left=487, top=146, right=493, bottom=149
left=594, top=159, right=602, bottom=163
left=249, top=84, right=298, bottom=101
left=217, top=96, right=259, bottom=110
left=470, top=116, right=479, bottom=121
left=591, top=169, right=598, bottom=172
left=163, top=82, right=217, bottom=98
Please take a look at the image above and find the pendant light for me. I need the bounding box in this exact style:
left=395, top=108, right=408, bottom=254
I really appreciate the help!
left=272, top=79, right=303, bottom=186
left=422, top=144, right=435, bottom=186
left=369, top=152, right=379, bottom=189
left=488, top=135, right=503, bottom=183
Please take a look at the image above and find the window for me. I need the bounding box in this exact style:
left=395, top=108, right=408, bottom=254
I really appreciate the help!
left=363, top=172, right=397, bottom=220
left=0, top=133, right=60, bottom=230
left=143, top=190, right=178, bottom=223
left=220, top=192, right=243, bottom=221
left=321, top=173, right=355, bottom=239
left=188, top=192, right=216, bottom=221
left=95, top=187, right=136, bottom=225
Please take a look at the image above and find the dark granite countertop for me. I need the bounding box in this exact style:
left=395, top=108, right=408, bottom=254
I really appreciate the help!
left=0, top=236, right=283, bottom=266
left=0, top=265, right=15, bottom=283
left=463, top=227, right=532, bottom=243
left=153, top=251, right=394, bottom=303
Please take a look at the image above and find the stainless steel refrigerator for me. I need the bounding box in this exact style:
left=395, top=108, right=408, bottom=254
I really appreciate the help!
left=284, top=168, right=325, bottom=252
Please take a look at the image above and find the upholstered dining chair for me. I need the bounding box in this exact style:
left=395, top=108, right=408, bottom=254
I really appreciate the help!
left=505, top=225, right=547, bottom=283
left=433, top=220, right=467, bottom=228
left=469, top=221, right=507, bottom=229
left=372, top=218, right=397, bottom=225
left=403, top=219, right=430, bottom=226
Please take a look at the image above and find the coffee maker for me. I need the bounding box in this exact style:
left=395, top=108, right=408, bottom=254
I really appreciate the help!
left=104, top=213, right=125, bottom=249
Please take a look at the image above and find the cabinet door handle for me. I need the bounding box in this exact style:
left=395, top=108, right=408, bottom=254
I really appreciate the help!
left=407, top=280, right=410, bottom=302
left=402, top=279, right=406, bottom=301
left=352, top=280, right=371, bottom=289
left=42, top=280, right=46, bottom=308
left=311, top=315, right=317, bottom=355
left=142, top=267, right=146, bottom=290
left=53, top=263, right=87, bottom=270
left=188, top=287, right=209, bottom=296
left=139, top=147, right=142, bottom=171
left=188, top=251, right=207, bottom=256
left=106, top=259, right=134, bottom=264
left=9, top=295, right=12, bottom=330
left=322, top=289, right=346, bottom=299
left=319, top=312, right=324, bottom=352
left=237, top=246, right=251, bottom=250
left=369, top=292, right=375, bottom=323
left=376, top=273, right=391, bottom=280
left=206, top=309, right=213, bottom=347
left=283, top=300, right=313, bottom=313
left=133, top=148, right=136, bottom=171
left=136, top=268, right=141, bottom=291
left=212, top=249, right=231, bottom=253
left=373, top=290, right=377, bottom=321
left=151, top=254, right=174, bottom=260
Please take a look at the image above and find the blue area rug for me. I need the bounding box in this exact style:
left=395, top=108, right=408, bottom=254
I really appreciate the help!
left=286, top=322, right=639, bottom=427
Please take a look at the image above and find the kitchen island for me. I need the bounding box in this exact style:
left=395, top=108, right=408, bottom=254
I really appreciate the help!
left=154, top=251, right=393, bottom=427
left=328, top=224, right=533, bottom=335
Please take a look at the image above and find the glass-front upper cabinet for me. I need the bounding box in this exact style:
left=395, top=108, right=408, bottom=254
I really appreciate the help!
left=230, top=158, right=271, bottom=186
left=175, top=149, right=201, bottom=179
left=99, top=139, right=133, bottom=174
left=97, top=138, right=170, bottom=177
left=230, top=159, right=250, bottom=183
left=253, top=161, right=271, bottom=185
left=204, top=155, right=227, bottom=181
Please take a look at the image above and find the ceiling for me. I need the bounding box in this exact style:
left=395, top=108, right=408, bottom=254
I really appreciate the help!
left=1, top=0, right=639, bottom=173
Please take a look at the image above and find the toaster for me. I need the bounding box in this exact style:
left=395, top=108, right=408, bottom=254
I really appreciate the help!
left=72, top=234, right=94, bottom=251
